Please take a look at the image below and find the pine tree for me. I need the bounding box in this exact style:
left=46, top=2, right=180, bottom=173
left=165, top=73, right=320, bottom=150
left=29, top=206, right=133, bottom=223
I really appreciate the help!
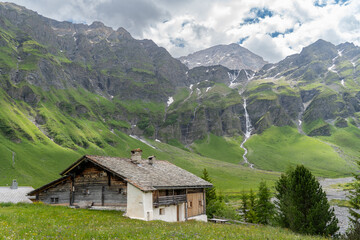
left=348, top=161, right=360, bottom=226
left=255, top=181, right=275, bottom=225
left=201, top=168, right=239, bottom=220
left=240, top=191, right=249, bottom=222
left=247, top=189, right=258, bottom=223
left=201, top=168, right=217, bottom=203
left=275, top=165, right=339, bottom=236
left=249, top=189, right=256, bottom=210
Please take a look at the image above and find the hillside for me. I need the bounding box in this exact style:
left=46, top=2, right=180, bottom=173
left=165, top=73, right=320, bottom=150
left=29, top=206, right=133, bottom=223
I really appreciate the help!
left=0, top=203, right=327, bottom=240
left=0, top=2, right=359, bottom=192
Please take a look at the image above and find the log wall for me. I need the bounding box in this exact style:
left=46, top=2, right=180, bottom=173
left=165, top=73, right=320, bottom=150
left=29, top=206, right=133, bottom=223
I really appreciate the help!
left=37, top=161, right=127, bottom=207
left=38, top=178, right=71, bottom=205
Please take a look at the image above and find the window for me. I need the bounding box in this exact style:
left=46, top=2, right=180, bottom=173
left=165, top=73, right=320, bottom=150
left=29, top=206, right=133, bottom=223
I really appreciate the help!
left=50, top=197, right=59, bottom=204
left=82, top=189, right=90, bottom=195
left=189, top=201, right=193, bottom=208
left=199, top=200, right=203, bottom=206
left=159, top=208, right=165, bottom=215
left=118, top=188, right=127, bottom=195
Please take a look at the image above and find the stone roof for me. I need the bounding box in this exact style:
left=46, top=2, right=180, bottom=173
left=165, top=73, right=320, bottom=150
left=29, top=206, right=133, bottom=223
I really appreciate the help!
left=0, top=186, right=34, bottom=203
left=61, top=155, right=213, bottom=191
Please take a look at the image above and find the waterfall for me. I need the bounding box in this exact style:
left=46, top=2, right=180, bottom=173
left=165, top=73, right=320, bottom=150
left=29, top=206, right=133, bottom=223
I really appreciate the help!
left=228, top=70, right=240, bottom=87
left=239, top=98, right=254, bottom=168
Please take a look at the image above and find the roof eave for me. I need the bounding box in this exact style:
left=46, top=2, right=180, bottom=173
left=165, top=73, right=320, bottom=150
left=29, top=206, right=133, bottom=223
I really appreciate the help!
left=27, top=176, right=71, bottom=196
left=154, top=185, right=213, bottom=190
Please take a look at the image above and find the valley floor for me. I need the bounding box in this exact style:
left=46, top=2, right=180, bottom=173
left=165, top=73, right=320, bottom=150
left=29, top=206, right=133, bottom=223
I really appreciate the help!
left=0, top=203, right=328, bottom=240
left=320, top=177, right=354, bottom=235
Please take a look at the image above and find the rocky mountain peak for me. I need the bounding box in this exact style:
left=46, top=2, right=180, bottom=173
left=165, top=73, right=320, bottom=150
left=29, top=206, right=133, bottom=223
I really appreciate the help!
left=299, top=39, right=337, bottom=62
left=178, top=43, right=267, bottom=71
left=116, top=27, right=133, bottom=39
left=90, top=21, right=106, bottom=29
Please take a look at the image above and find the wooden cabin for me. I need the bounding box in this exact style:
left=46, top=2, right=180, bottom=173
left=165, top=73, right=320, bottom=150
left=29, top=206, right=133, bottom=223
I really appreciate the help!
left=28, top=149, right=212, bottom=222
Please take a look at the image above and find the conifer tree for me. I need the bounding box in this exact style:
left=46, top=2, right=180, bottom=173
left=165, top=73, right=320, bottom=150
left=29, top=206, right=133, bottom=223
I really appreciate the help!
left=255, top=181, right=275, bottom=225
left=201, top=168, right=239, bottom=220
left=240, top=191, right=249, bottom=222
left=345, top=161, right=360, bottom=239
left=275, top=165, right=338, bottom=236
left=247, top=189, right=258, bottom=223
left=348, top=161, right=360, bottom=225
left=201, top=168, right=217, bottom=203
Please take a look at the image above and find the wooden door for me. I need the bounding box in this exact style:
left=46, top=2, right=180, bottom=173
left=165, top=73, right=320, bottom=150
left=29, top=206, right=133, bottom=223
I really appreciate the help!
left=187, top=192, right=204, bottom=217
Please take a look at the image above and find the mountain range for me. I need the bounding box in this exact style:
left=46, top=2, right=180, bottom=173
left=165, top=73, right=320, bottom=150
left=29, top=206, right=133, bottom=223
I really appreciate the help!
left=0, top=2, right=359, bottom=190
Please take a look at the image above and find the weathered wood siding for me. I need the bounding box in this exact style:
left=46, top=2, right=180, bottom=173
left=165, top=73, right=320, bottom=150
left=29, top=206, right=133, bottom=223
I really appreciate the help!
left=72, top=162, right=127, bottom=206
left=37, top=161, right=127, bottom=207
left=38, top=178, right=71, bottom=205
left=187, top=191, right=205, bottom=217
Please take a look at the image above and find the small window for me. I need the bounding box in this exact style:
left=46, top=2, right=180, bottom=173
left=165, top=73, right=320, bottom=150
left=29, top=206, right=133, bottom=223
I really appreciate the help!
left=50, top=197, right=59, bottom=204
left=82, top=189, right=90, bottom=195
left=159, top=208, right=165, bottom=215
left=189, top=201, right=193, bottom=208
left=199, top=200, right=203, bottom=206
left=118, top=188, right=127, bottom=195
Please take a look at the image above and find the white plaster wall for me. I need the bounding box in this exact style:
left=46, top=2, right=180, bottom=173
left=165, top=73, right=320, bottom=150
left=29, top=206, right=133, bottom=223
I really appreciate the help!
left=126, top=183, right=153, bottom=221
left=153, top=203, right=186, bottom=222
left=179, top=203, right=185, bottom=221
left=188, top=214, right=208, bottom=222
left=126, top=183, right=146, bottom=220
left=143, top=191, right=153, bottom=221
left=153, top=205, right=176, bottom=222
left=126, top=184, right=189, bottom=222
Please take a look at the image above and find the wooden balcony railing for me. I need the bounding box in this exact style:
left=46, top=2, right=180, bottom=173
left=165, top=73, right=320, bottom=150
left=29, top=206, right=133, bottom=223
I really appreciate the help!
left=153, top=194, right=186, bottom=206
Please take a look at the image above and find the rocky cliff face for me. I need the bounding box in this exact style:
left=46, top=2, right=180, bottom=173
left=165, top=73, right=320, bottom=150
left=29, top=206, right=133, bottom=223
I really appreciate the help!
left=0, top=2, right=188, bottom=103
left=1, top=2, right=360, bottom=149
left=179, top=43, right=268, bottom=71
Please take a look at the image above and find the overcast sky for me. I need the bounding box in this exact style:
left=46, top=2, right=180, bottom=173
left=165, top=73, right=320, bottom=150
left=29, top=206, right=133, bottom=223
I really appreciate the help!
left=3, top=0, right=360, bottom=62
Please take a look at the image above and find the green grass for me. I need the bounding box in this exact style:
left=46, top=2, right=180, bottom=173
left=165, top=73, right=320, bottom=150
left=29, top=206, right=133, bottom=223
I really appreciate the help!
left=0, top=203, right=327, bottom=240
left=150, top=140, right=280, bottom=193
left=246, top=126, right=353, bottom=177
left=317, top=123, right=360, bottom=161
left=303, top=118, right=328, bottom=134
left=131, top=67, right=155, bottom=76
left=191, top=134, right=244, bottom=164
left=329, top=199, right=351, bottom=208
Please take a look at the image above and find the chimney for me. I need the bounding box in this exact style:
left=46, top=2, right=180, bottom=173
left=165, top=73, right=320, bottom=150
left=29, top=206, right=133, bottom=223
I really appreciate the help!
left=130, top=148, right=142, bottom=164
left=10, top=179, right=18, bottom=189
left=148, top=156, right=156, bottom=165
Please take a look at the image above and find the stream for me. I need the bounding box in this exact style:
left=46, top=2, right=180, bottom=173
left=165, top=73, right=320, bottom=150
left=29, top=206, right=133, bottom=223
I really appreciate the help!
left=239, top=98, right=254, bottom=168
left=320, top=177, right=354, bottom=235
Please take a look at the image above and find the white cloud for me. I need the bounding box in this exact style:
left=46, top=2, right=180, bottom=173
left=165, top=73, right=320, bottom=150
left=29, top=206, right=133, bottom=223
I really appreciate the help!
left=3, top=0, right=360, bottom=63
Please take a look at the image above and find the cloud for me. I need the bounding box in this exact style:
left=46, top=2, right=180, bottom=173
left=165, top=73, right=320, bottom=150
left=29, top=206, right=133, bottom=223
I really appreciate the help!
left=3, top=0, right=360, bottom=63
left=243, top=35, right=286, bottom=63
left=6, top=0, right=168, bottom=36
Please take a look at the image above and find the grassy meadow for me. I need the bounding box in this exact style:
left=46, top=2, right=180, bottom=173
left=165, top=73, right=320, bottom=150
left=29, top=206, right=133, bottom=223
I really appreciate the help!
left=246, top=126, right=355, bottom=177
left=0, top=203, right=328, bottom=240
